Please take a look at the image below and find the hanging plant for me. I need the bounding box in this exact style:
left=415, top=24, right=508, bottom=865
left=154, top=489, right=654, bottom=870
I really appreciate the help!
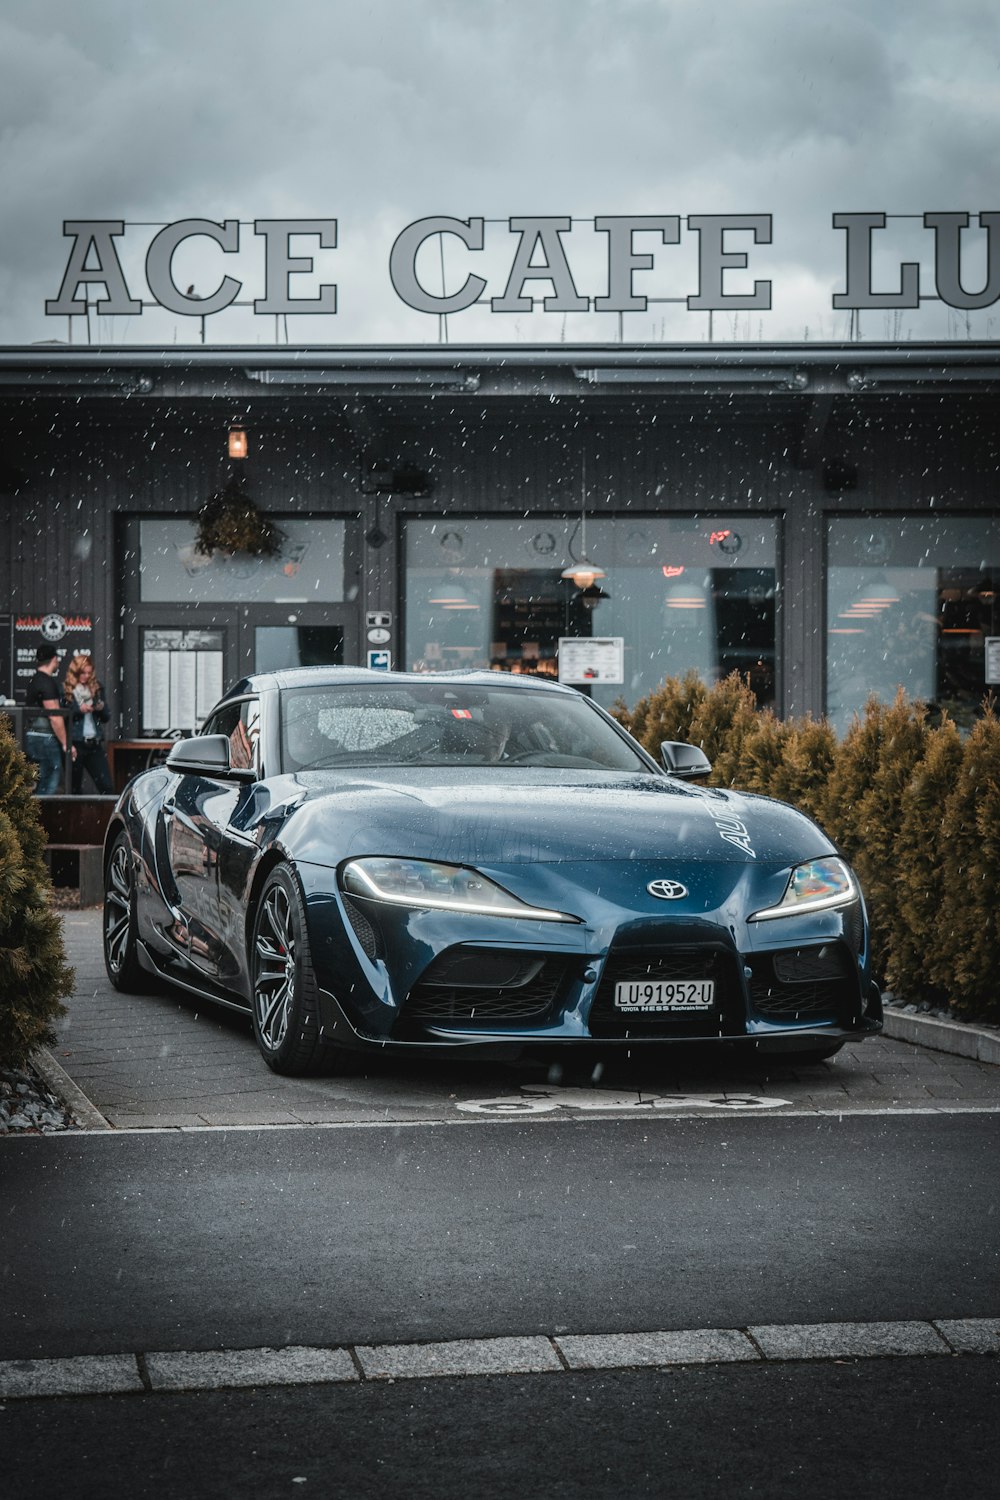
left=195, top=477, right=284, bottom=558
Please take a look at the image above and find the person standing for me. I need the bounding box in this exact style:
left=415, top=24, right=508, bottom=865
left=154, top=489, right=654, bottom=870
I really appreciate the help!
left=25, top=645, right=74, bottom=795
left=62, top=653, right=113, bottom=794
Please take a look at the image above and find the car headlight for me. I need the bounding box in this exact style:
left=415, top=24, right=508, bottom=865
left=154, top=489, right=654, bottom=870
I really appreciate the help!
left=749, top=856, right=857, bottom=921
left=341, top=858, right=578, bottom=923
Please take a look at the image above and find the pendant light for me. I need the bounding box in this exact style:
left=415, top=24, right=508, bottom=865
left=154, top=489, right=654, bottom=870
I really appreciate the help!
left=561, top=456, right=606, bottom=591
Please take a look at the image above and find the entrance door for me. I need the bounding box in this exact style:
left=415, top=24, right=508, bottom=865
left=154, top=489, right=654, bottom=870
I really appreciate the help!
left=127, top=605, right=357, bottom=736
left=121, top=514, right=359, bottom=736
left=240, top=605, right=355, bottom=676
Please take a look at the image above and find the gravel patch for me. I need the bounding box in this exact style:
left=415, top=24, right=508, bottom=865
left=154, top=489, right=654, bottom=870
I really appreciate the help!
left=0, top=1063, right=80, bottom=1134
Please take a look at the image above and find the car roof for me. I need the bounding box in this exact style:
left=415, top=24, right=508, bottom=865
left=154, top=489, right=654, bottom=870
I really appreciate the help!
left=218, top=666, right=582, bottom=701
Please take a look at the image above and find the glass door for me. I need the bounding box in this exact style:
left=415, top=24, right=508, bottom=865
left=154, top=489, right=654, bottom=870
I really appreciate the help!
left=242, top=605, right=355, bottom=675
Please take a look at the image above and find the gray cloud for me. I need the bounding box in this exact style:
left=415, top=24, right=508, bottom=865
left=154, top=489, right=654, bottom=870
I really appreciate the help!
left=1, top=0, right=997, bottom=343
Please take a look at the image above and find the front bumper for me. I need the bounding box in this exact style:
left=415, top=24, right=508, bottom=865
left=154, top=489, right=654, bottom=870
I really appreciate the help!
left=299, top=858, right=881, bottom=1055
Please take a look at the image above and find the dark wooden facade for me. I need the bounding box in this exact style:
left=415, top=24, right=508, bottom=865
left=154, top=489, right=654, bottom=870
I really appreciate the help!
left=1, top=343, right=998, bottom=732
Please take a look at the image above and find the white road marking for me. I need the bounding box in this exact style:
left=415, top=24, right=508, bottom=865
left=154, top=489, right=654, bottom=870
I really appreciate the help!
left=457, top=1088, right=790, bottom=1114
left=1, top=1319, right=996, bottom=1400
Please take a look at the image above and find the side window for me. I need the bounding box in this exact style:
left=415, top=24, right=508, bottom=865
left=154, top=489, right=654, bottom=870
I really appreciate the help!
left=202, top=700, right=260, bottom=774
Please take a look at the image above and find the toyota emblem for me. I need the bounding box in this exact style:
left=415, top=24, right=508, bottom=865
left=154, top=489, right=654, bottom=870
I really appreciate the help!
left=647, top=879, right=688, bottom=900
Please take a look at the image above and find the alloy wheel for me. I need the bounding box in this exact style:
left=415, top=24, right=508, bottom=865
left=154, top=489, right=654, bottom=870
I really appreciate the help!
left=104, top=841, right=133, bottom=977
left=254, top=884, right=297, bottom=1052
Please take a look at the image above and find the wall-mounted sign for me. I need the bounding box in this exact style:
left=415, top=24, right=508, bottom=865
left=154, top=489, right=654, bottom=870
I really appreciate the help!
left=43, top=212, right=1000, bottom=328
left=558, top=637, right=624, bottom=686
left=367, top=650, right=392, bottom=671
left=11, top=612, right=93, bottom=700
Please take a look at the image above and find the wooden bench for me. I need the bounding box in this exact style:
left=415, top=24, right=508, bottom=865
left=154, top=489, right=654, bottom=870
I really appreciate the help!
left=44, top=843, right=104, bottom=906
left=35, top=797, right=118, bottom=906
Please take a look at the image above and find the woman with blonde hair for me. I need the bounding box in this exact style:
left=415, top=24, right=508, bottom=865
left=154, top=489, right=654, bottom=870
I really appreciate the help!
left=62, top=653, right=113, bottom=794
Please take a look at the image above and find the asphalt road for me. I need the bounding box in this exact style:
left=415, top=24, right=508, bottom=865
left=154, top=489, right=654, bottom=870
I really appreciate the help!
left=3, top=1113, right=998, bottom=1358
left=5, top=1360, right=999, bottom=1500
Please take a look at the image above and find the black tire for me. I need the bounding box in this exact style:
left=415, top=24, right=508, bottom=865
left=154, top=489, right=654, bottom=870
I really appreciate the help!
left=250, top=865, right=344, bottom=1076
left=103, top=831, right=155, bottom=992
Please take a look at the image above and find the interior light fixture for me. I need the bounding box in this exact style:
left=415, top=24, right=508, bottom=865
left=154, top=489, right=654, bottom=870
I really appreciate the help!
left=561, top=456, right=607, bottom=591
left=228, top=421, right=248, bottom=460
left=666, top=579, right=707, bottom=610
left=428, top=577, right=479, bottom=611
left=579, top=584, right=610, bottom=611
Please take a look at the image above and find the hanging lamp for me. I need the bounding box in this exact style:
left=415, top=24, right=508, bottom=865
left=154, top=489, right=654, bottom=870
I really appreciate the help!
left=561, top=456, right=606, bottom=591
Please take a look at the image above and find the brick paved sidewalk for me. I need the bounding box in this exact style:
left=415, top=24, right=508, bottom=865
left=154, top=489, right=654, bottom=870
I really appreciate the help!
left=49, top=912, right=1000, bottom=1130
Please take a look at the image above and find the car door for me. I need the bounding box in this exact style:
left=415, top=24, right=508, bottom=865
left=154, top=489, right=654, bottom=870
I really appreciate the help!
left=164, top=697, right=261, bottom=983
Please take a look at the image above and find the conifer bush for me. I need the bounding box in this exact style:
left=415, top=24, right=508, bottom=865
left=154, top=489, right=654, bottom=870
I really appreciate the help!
left=887, top=716, right=964, bottom=1005
left=686, top=672, right=760, bottom=780
left=926, top=707, right=1000, bottom=1022
left=0, top=716, right=74, bottom=1068
left=817, top=690, right=931, bottom=977
left=612, top=668, right=709, bottom=752
left=743, top=714, right=839, bottom=827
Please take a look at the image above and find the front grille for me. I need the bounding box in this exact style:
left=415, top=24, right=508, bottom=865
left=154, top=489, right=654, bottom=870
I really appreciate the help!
left=751, top=980, right=846, bottom=1022
left=403, top=958, right=570, bottom=1028
left=772, top=944, right=851, bottom=983
left=588, top=945, right=741, bottom=1038
left=749, top=943, right=856, bottom=1023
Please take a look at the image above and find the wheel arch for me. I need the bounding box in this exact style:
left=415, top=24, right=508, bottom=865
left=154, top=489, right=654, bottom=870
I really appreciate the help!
left=244, top=846, right=297, bottom=952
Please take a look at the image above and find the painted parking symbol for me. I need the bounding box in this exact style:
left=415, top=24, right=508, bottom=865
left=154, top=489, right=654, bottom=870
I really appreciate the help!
left=456, top=1089, right=790, bottom=1116
left=457, top=1097, right=557, bottom=1115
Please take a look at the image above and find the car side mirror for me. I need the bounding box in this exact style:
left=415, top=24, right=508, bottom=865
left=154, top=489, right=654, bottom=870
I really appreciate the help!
left=166, top=734, right=256, bottom=783
left=659, top=741, right=712, bottom=780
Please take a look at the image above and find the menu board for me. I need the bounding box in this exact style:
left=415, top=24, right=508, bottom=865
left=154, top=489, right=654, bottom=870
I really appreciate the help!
left=557, top=636, right=625, bottom=685
left=141, top=628, right=224, bottom=734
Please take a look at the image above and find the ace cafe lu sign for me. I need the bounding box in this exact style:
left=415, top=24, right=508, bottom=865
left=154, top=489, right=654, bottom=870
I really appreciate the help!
left=44, top=212, right=1000, bottom=324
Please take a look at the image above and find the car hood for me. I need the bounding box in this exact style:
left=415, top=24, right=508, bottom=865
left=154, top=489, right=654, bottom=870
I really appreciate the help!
left=272, top=769, right=834, bottom=868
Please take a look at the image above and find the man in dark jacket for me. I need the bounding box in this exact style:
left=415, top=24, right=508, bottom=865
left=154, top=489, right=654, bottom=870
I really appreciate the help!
left=25, top=645, right=74, bottom=794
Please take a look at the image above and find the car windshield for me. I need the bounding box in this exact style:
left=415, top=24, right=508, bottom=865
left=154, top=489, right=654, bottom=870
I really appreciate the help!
left=280, top=681, right=651, bottom=774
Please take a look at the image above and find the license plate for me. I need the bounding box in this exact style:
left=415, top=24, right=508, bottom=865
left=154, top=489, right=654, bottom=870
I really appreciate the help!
left=614, top=979, right=715, bottom=1012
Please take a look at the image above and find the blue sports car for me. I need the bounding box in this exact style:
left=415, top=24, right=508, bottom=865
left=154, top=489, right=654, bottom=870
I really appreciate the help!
left=102, top=668, right=882, bottom=1074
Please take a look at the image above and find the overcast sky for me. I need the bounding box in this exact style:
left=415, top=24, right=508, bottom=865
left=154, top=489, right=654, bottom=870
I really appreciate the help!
left=1, top=0, right=998, bottom=347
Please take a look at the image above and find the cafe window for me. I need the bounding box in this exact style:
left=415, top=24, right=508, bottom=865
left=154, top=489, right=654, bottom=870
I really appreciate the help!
left=138, top=518, right=347, bottom=604
left=826, top=514, right=999, bottom=734
left=405, top=514, right=779, bottom=711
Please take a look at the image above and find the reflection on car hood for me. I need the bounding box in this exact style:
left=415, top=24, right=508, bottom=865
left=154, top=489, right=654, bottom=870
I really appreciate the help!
left=281, top=768, right=833, bottom=866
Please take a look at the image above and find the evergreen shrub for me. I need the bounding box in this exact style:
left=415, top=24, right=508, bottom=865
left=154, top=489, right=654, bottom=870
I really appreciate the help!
left=818, top=690, right=932, bottom=978
left=0, top=717, right=74, bottom=1068
left=926, top=707, right=1000, bottom=1022
left=888, top=717, right=964, bottom=1006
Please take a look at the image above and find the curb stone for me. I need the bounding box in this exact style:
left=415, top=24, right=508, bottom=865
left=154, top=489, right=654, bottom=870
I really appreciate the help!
left=881, top=1006, right=1000, bottom=1067
left=31, top=1048, right=113, bottom=1132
